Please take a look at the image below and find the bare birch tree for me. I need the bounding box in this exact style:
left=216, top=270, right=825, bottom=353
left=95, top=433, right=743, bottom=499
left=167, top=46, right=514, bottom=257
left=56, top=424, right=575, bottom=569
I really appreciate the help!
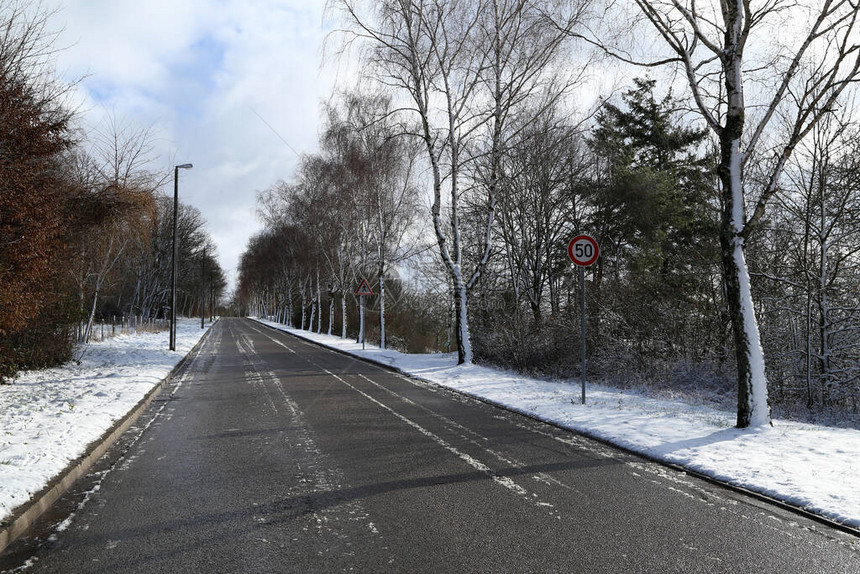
left=332, top=0, right=583, bottom=363
left=324, top=90, right=422, bottom=349
left=71, top=117, right=161, bottom=343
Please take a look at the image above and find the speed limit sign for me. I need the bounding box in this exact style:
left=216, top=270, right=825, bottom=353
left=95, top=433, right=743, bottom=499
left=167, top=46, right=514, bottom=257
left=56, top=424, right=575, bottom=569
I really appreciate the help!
left=568, top=235, right=599, bottom=266
left=567, top=233, right=599, bottom=405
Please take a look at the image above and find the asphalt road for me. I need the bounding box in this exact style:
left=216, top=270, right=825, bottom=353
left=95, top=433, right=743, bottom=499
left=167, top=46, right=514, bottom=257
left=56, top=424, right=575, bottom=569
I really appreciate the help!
left=3, top=317, right=859, bottom=573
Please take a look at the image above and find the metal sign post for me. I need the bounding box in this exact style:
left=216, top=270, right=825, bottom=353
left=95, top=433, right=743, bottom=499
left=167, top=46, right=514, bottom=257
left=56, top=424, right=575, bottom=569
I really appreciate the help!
left=568, top=235, right=600, bottom=404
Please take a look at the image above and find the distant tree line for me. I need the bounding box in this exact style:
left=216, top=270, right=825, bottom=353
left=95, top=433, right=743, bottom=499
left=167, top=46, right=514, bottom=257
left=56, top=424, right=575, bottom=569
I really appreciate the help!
left=0, top=3, right=226, bottom=380
left=238, top=91, right=433, bottom=352
left=238, top=0, right=860, bottom=426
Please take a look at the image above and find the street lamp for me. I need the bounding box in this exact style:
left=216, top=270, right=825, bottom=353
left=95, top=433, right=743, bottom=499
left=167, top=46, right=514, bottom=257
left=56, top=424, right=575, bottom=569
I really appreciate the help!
left=170, top=163, right=193, bottom=351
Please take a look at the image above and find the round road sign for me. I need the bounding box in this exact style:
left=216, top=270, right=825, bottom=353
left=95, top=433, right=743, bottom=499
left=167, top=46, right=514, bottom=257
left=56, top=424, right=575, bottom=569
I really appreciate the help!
left=568, top=235, right=599, bottom=266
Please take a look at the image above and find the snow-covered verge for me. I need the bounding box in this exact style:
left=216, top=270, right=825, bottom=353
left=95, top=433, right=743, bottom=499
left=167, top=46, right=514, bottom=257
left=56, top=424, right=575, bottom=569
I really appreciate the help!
left=256, top=319, right=860, bottom=530
left=0, top=319, right=208, bottom=526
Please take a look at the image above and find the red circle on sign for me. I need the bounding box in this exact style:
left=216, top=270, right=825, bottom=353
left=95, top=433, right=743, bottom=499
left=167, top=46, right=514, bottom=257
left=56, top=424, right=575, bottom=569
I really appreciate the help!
left=568, top=235, right=599, bottom=266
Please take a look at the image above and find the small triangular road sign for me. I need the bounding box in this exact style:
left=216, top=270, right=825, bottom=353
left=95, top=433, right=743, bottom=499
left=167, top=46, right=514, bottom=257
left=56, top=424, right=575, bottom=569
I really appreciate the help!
left=355, top=278, right=373, bottom=296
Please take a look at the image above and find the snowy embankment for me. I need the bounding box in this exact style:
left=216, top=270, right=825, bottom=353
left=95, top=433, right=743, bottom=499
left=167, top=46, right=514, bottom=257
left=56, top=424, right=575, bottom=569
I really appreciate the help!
left=257, top=319, right=860, bottom=530
left=0, top=319, right=208, bottom=526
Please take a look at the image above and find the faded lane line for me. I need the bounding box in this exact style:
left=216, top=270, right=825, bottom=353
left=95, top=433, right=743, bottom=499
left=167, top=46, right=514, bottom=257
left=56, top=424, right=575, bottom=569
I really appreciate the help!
left=236, top=322, right=385, bottom=547
left=253, top=322, right=580, bottom=498
left=251, top=323, right=561, bottom=510
left=354, top=373, right=583, bottom=499
left=235, top=335, right=280, bottom=415
left=251, top=322, right=616, bottom=463
left=324, top=366, right=532, bottom=498
left=244, top=323, right=343, bottom=413
left=245, top=322, right=297, bottom=354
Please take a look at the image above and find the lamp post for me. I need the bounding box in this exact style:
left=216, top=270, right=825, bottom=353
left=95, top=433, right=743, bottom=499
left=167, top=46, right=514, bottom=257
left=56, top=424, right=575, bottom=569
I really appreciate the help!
left=170, top=163, right=193, bottom=351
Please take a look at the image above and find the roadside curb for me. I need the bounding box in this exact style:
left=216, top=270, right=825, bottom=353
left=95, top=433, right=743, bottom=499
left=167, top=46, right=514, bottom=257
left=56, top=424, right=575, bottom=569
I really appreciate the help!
left=0, top=324, right=215, bottom=555
left=254, top=319, right=860, bottom=540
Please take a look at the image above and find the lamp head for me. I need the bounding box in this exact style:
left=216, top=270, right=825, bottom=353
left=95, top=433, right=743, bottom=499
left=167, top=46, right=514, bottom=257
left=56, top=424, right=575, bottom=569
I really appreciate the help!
left=176, top=163, right=193, bottom=170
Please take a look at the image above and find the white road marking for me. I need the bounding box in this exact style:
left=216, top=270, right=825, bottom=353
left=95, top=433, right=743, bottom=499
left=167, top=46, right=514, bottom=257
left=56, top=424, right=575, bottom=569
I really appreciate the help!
left=355, top=372, right=585, bottom=498
left=237, top=322, right=385, bottom=548
left=251, top=324, right=564, bottom=513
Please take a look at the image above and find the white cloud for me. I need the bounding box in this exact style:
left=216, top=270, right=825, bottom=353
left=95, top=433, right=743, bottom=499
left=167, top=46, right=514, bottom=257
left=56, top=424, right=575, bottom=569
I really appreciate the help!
left=44, top=0, right=339, bottom=294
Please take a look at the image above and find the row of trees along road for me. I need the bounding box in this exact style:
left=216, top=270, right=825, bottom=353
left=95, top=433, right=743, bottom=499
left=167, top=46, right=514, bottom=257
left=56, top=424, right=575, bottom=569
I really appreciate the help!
left=0, top=3, right=227, bottom=381
left=242, top=91, right=425, bottom=350
left=240, top=0, right=860, bottom=428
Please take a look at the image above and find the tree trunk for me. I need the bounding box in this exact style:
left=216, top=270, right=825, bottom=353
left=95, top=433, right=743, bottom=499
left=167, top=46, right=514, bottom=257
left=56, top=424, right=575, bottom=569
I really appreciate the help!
left=818, top=209, right=831, bottom=402
left=379, top=273, right=386, bottom=350
left=342, top=294, right=347, bottom=339
left=806, top=286, right=814, bottom=408
left=328, top=297, right=335, bottom=336
left=453, top=278, right=471, bottom=363
left=718, top=136, right=770, bottom=428
left=300, top=289, right=307, bottom=330
left=316, top=269, right=322, bottom=334
left=83, top=289, right=100, bottom=344
left=287, top=285, right=294, bottom=328
left=718, top=12, right=770, bottom=427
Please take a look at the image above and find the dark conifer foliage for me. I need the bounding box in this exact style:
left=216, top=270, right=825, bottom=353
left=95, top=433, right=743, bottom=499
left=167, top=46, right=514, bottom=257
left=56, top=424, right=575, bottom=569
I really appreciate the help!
left=586, top=79, right=724, bottom=369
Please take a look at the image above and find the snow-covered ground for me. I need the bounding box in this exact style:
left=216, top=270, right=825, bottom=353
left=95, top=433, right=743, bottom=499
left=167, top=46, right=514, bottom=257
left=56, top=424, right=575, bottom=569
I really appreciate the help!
left=2, top=317, right=858, bottom=534
left=258, top=320, right=860, bottom=530
left=0, top=319, right=208, bottom=525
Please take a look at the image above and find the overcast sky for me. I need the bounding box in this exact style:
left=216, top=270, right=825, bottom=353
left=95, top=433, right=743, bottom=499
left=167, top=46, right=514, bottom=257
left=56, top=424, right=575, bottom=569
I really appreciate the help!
left=44, top=0, right=341, bottom=293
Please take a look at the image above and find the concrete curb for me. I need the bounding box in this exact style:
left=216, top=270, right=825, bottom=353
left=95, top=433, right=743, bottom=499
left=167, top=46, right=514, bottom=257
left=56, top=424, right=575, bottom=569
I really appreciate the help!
left=0, top=324, right=214, bottom=555
left=253, top=319, right=860, bottom=539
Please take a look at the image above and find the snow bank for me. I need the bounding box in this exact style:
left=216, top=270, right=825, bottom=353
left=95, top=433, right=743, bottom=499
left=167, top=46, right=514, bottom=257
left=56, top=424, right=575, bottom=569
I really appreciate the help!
left=0, top=320, right=208, bottom=525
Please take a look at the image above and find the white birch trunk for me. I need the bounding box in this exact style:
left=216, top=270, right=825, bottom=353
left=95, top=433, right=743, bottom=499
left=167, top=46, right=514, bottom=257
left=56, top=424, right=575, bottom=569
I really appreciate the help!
left=286, top=285, right=293, bottom=328
left=724, top=140, right=770, bottom=427
left=341, top=295, right=347, bottom=339
left=316, top=269, right=322, bottom=334
left=83, top=289, right=100, bottom=344
left=328, top=297, right=335, bottom=336
left=378, top=275, right=386, bottom=350
left=732, top=240, right=770, bottom=426
left=308, top=295, right=317, bottom=331
left=300, top=288, right=307, bottom=330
